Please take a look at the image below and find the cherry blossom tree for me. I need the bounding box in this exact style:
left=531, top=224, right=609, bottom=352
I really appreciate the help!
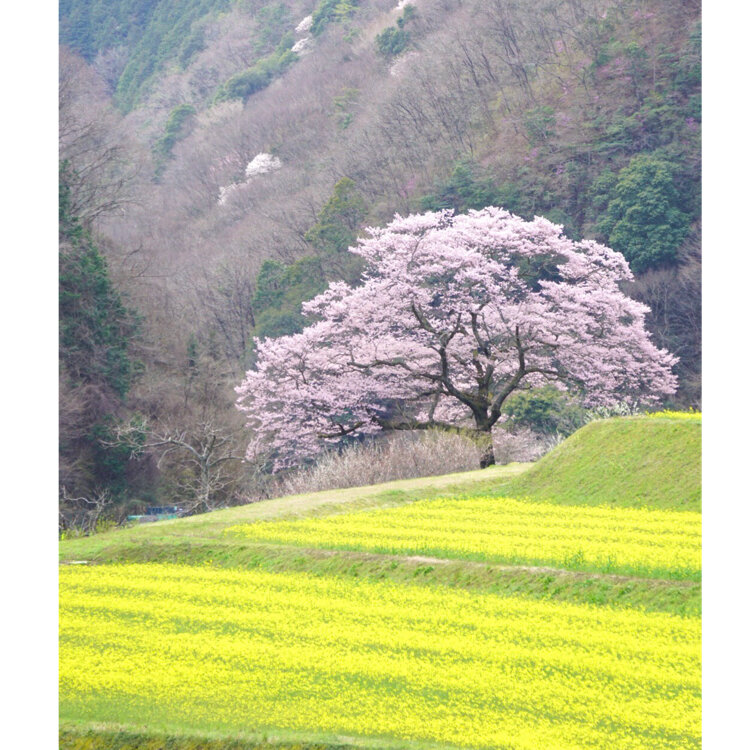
left=237, top=208, right=678, bottom=469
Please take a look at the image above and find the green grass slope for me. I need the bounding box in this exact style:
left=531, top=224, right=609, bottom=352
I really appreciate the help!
left=501, top=416, right=701, bottom=510
left=58, top=464, right=528, bottom=561
left=59, top=416, right=701, bottom=616
left=59, top=415, right=701, bottom=565
left=59, top=726, right=372, bottom=750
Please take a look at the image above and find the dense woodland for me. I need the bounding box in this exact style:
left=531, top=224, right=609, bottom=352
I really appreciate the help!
left=59, top=0, right=701, bottom=530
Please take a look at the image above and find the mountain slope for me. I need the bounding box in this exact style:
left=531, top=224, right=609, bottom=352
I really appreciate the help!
left=57, top=0, right=702, bottom=512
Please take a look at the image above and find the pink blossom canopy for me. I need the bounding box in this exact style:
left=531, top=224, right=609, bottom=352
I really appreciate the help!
left=237, top=208, right=677, bottom=469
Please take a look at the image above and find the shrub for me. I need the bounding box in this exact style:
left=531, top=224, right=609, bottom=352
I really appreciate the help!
left=279, top=429, right=555, bottom=495
left=375, top=4, right=416, bottom=59
left=419, top=161, right=510, bottom=214
left=376, top=27, right=411, bottom=59
left=504, top=386, right=587, bottom=437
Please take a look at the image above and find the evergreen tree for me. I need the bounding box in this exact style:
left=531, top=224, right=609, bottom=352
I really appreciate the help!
left=598, top=154, right=690, bottom=273
left=59, top=163, right=142, bottom=500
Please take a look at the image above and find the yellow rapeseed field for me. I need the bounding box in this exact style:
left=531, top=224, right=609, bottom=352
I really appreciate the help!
left=60, top=563, right=700, bottom=749
left=225, top=496, right=701, bottom=579
left=644, top=410, right=702, bottom=420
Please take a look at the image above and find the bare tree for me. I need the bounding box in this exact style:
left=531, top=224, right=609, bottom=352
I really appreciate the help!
left=59, top=47, right=141, bottom=229
left=191, top=258, right=259, bottom=366
left=116, top=420, right=245, bottom=514
left=628, top=239, right=702, bottom=406
left=59, top=487, right=116, bottom=535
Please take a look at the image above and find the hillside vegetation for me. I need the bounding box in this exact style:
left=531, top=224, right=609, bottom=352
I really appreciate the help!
left=58, top=0, right=701, bottom=521
left=59, top=416, right=701, bottom=558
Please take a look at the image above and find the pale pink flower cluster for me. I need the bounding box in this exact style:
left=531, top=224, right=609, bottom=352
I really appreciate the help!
left=292, top=37, right=312, bottom=55
left=237, top=208, right=677, bottom=469
left=295, top=15, right=313, bottom=34
left=244, top=153, right=282, bottom=179
left=217, top=183, right=242, bottom=206
left=218, top=154, right=282, bottom=205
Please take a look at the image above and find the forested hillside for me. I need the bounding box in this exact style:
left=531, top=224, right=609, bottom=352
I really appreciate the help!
left=59, top=0, right=701, bottom=528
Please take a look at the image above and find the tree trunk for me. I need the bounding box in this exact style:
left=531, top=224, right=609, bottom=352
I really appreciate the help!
left=199, top=461, right=211, bottom=512
left=478, top=430, right=496, bottom=468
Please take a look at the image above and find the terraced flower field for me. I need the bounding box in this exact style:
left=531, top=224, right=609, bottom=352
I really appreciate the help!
left=60, top=563, right=701, bottom=750
left=59, top=416, right=702, bottom=750
left=225, top=496, right=701, bottom=580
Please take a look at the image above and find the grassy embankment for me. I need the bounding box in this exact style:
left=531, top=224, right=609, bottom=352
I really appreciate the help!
left=60, top=415, right=701, bottom=749
left=506, top=415, right=701, bottom=510
left=60, top=416, right=701, bottom=614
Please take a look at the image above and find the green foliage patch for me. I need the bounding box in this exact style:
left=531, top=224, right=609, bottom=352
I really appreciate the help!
left=375, top=28, right=410, bottom=59
left=154, top=104, right=196, bottom=173
left=375, top=5, right=416, bottom=59
left=215, top=35, right=297, bottom=103
left=597, top=153, right=691, bottom=272
left=503, top=386, right=587, bottom=437
left=420, top=160, right=527, bottom=217
left=252, top=258, right=328, bottom=339
left=251, top=178, right=366, bottom=341
left=310, top=0, right=358, bottom=36
left=304, top=177, right=366, bottom=258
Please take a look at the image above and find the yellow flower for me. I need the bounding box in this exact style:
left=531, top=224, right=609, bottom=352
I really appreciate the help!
left=60, top=563, right=701, bottom=749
